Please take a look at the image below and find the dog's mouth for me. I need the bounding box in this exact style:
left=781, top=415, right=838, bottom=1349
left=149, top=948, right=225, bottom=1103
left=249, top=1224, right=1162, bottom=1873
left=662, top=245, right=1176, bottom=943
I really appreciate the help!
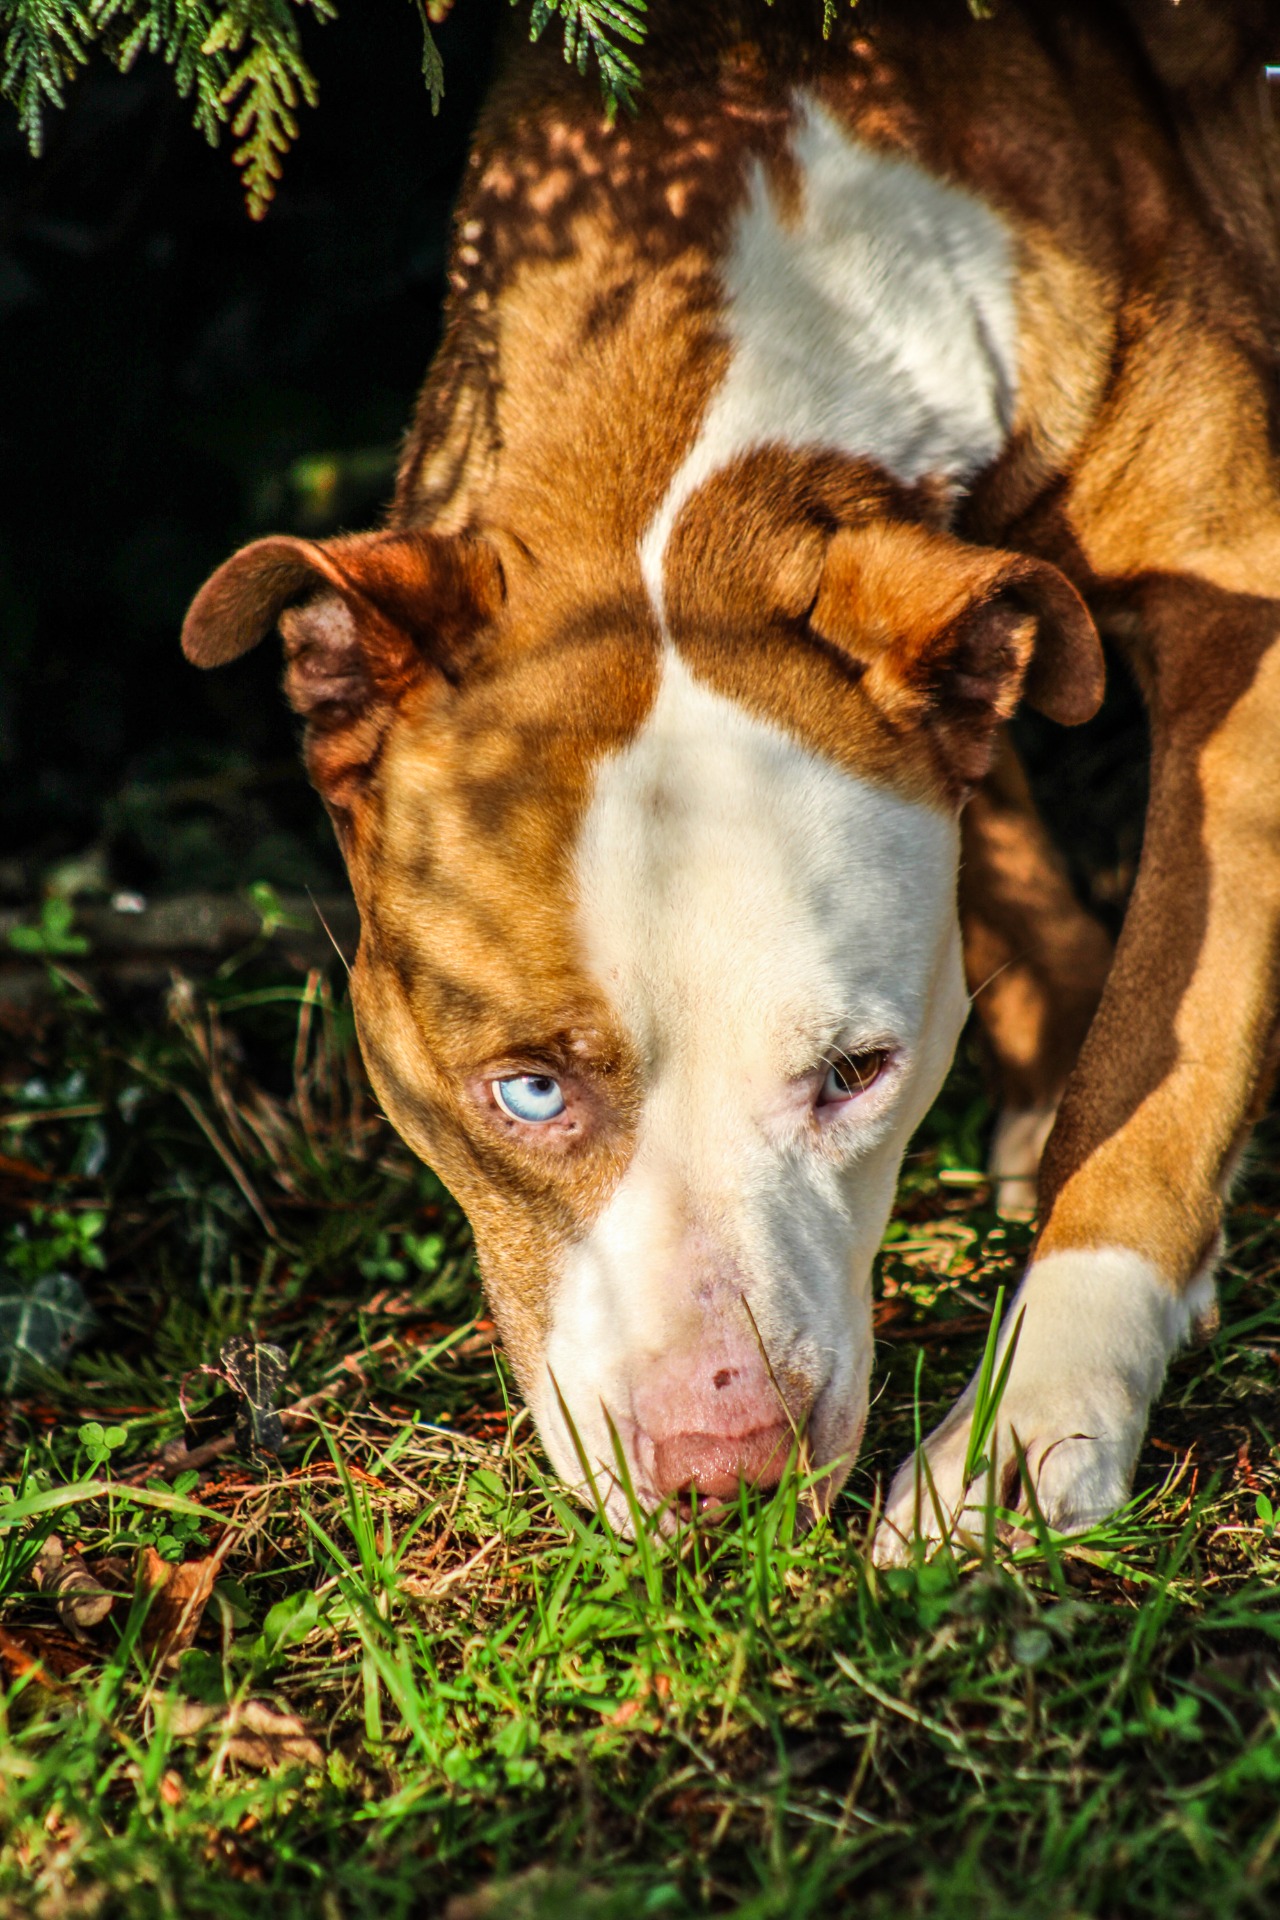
left=625, top=1400, right=862, bottom=1535
left=652, top=1418, right=798, bottom=1505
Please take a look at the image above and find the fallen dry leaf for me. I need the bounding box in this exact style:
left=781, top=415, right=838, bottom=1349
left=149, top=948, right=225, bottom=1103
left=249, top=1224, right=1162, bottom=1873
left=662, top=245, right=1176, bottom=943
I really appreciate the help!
left=171, top=1698, right=325, bottom=1772
left=180, top=1335, right=289, bottom=1455
left=138, top=1535, right=234, bottom=1662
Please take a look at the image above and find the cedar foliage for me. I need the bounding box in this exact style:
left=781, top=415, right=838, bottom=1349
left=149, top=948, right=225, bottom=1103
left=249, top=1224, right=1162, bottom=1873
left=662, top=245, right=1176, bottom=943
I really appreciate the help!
left=0, top=0, right=648, bottom=216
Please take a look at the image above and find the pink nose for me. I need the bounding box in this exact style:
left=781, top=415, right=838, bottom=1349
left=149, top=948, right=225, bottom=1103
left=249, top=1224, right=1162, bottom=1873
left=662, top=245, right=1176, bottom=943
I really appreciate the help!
left=631, top=1339, right=809, bottom=1502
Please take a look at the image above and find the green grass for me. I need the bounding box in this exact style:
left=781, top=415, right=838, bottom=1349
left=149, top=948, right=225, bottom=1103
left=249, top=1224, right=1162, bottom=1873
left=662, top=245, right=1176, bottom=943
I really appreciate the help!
left=1, top=958, right=1278, bottom=1919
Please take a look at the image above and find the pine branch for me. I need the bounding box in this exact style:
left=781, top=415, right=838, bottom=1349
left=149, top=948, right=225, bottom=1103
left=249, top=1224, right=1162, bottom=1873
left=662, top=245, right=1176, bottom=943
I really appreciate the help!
left=0, top=0, right=334, bottom=213
left=1, top=0, right=93, bottom=155
left=1, top=0, right=653, bottom=198
left=94, top=0, right=226, bottom=144
left=206, top=1, right=333, bottom=219
left=409, top=0, right=443, bottom=113
left=524, top=0, right=645, bottom=113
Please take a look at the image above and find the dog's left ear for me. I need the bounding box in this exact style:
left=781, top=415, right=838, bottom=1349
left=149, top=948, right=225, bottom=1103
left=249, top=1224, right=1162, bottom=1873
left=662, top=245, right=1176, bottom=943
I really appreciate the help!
left=182, top=526, right=504, bottom=816
left=182, top=526, right=502, bottom=684
left=811, top=520, right=1104, bottom=794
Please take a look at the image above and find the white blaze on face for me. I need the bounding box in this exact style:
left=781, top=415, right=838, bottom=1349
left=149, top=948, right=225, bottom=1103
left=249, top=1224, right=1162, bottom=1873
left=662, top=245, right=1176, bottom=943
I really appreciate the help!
left=530, top=90, right=1016, bottom=1511
left=533, top=654, right=968, bottom=1509
left=639, top=93, right=1018, bottom=623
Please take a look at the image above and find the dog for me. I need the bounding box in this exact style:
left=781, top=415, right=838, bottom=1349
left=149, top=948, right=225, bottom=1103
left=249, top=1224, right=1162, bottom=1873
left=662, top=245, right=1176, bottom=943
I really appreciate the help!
left=182, top=0, right=1280, bottom=1557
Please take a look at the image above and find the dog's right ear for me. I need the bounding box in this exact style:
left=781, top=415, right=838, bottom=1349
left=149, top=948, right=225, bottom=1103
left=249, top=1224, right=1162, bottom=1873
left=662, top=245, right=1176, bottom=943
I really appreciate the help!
left=182, top=528, right=504, bottom=815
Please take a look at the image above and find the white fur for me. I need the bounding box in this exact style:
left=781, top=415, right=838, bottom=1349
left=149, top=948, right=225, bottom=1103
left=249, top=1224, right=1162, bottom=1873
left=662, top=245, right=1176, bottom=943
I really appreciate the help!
left=532, top=651, right=968, bottom=1520
left=874, top=1247, right=1217, bottom=1564
left=639, top=93, right=1018, bottom=625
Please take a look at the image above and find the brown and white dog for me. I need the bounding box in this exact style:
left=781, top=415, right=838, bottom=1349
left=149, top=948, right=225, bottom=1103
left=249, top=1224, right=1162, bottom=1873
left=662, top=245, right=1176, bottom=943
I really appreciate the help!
left=182, top=1, right=1280, bottom=1556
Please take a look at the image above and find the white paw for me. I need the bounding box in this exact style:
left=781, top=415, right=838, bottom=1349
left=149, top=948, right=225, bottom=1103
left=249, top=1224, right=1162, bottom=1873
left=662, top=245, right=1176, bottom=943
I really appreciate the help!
left=872, top=1248, right=1214, bottom=1566
left=987, top=1100, right=1057, bottom=1219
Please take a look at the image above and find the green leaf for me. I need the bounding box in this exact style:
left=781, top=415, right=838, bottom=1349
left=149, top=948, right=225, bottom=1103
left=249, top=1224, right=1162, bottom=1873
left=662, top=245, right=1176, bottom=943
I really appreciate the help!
left=242, top=876, right=309, bottom=934
left=98, top=0, right=229, bottom=145
left=501, top=1756, right=544, bottom=1788
left=963, top=1288, right=1026, bottom=1492
left=8, top=896, right=91, bottom=956
left=0, top=1271, right=95, bottom=1391
left=407, top=0, right=442, bottom=110
left=469, top=1467, right=505, bottom=1504
left=0, top=1479, right=226, bottom=1529
left=256, top=1586, right=325, bottom=1660
left=404, top=1231, right=444, bottom=1272
left=494, top=1715, right=537, bottom=1759
left=176, top=1647, right=228, bottom=1704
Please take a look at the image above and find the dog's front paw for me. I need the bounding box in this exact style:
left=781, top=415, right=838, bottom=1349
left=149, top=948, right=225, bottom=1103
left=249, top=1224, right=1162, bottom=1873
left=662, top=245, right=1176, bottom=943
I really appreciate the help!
left=872, top=1248, right=1212, bottom=1567
left=872, top=1386, right=1139, bottom=1567
left=987, top=1099, right=1057, bottom=1220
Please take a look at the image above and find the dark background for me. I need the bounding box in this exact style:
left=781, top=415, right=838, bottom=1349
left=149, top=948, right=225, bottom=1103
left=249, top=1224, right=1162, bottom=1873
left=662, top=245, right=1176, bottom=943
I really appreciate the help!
left=0, top=4, right=1146, bottom=928
left=0, top=1, right=500, bottom=904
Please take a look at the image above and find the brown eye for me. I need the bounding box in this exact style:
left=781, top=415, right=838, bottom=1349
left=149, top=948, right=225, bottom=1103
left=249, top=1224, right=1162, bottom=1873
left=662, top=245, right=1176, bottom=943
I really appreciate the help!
left=818, top=1051, right=887, bottom=1107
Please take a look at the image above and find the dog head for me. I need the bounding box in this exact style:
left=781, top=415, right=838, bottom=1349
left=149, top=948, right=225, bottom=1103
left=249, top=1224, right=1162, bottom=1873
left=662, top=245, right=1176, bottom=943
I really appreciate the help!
left=183, top=466, right=1100, bottom=1527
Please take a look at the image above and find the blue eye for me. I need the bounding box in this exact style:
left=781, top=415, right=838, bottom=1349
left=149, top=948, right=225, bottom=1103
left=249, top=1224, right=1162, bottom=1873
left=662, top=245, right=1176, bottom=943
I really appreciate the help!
left=494, top=1074, right=566, bottom=1124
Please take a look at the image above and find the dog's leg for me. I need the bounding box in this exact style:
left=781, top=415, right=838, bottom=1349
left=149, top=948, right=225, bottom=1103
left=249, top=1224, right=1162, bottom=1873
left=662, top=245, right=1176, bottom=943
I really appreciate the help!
left=961, top=735, right=1113, bottom=1216
left=878, top=560, right=1280, bottom=1561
